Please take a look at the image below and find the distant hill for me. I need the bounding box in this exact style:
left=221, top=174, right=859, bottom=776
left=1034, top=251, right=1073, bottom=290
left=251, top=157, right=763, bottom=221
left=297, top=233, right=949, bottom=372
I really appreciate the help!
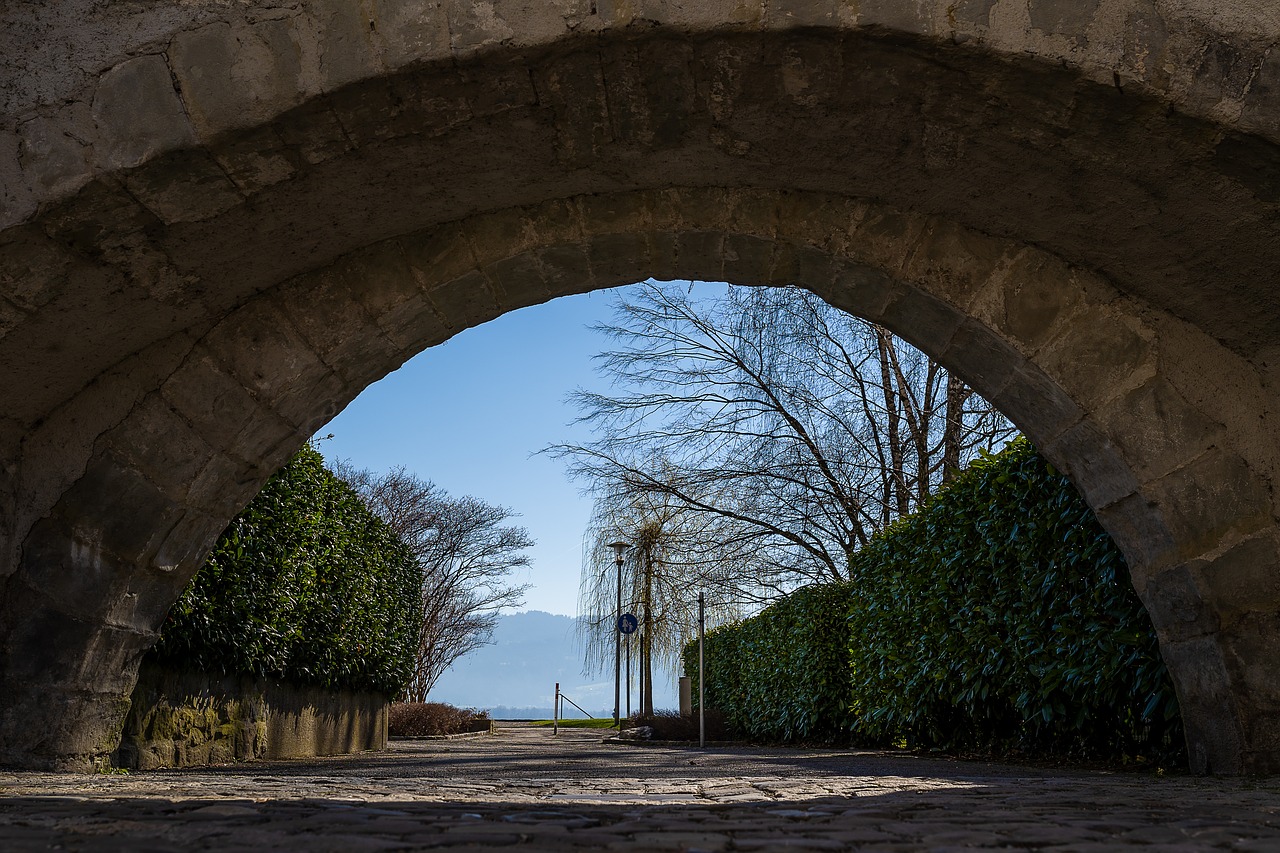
left=426, top=610, right=677, bottom=715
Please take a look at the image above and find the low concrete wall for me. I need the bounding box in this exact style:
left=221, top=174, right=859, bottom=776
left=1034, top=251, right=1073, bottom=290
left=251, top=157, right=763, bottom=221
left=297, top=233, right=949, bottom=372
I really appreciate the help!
left=115, top=664, right=389, bottom=769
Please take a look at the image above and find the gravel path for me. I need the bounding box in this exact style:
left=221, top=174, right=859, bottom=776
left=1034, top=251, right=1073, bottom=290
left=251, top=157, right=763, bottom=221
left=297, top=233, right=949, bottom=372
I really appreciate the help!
left=1, top=722, right=1278, bottom=850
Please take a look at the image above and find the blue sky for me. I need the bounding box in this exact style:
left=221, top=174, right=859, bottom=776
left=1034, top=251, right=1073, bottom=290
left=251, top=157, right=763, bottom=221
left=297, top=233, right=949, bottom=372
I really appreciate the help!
left=320, top=285, right=638, bottom=617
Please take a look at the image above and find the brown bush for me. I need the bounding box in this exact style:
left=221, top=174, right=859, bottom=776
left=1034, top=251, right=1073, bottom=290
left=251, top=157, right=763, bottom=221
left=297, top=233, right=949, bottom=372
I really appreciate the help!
left=389, top=702, right=490, bottom=737
left=626, top=709, right=733, bottom=741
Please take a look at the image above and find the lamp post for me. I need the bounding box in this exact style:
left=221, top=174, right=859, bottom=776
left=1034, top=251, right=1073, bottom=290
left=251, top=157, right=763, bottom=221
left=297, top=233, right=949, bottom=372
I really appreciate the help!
left=608, top=540, right=629, bottom=729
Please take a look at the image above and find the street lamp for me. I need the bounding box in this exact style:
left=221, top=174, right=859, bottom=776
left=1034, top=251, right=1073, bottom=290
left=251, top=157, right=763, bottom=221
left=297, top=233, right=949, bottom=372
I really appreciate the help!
left=608, top=540, right=629, bottom=729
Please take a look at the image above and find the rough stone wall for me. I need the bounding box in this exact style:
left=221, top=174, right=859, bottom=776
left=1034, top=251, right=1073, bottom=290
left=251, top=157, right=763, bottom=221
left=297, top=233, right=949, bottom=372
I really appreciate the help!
left=116, top=664, right=388, bottom=770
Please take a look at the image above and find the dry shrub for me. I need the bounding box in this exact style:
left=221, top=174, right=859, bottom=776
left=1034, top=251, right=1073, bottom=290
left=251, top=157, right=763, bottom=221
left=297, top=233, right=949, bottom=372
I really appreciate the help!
left=389, top=702, right=490, bottom=737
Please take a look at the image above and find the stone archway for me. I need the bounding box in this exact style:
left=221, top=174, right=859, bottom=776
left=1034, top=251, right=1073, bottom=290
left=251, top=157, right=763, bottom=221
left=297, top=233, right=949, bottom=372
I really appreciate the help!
left=2, top=3, right=1279, bottom=772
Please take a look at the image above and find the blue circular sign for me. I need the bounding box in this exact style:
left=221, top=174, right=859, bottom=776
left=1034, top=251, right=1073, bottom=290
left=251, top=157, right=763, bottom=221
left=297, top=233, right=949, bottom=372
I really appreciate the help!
left=617, top=613, right=639, bottom=634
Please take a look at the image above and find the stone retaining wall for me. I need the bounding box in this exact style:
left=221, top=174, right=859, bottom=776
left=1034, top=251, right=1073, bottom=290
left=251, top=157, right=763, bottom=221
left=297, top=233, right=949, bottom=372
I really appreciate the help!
left=114, top=664, right=388, bottom=769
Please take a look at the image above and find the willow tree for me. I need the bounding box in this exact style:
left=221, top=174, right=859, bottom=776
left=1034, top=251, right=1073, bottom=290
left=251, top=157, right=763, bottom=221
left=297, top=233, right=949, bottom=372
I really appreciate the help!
left=577, top=484, right=749, bottom=716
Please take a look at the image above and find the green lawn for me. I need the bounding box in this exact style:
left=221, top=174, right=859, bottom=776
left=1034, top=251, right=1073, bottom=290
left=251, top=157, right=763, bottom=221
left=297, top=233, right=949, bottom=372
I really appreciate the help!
left=529, top=718, right=617, bottom=729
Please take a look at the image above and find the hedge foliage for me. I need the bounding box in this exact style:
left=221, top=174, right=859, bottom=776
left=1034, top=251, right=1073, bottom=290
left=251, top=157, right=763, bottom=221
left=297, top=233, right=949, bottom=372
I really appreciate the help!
left=686, top=439, right=1184, bottom=763
left=149, top=446, right=424, bottom=695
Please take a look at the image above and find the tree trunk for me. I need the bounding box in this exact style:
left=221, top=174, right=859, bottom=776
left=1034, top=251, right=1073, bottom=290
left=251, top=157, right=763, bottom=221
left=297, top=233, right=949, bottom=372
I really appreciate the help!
left=942, top=373, right=970, bottom=485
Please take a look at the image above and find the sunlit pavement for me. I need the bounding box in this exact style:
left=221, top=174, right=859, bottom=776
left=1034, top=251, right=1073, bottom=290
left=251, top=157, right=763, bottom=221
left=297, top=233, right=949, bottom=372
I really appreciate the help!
left=1, top=722, right=1278, bottom=851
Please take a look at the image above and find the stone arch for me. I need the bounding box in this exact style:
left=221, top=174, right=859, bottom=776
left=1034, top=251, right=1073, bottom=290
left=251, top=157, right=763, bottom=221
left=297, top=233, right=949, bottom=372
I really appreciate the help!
left=2, top=4, right=1280, bottom=772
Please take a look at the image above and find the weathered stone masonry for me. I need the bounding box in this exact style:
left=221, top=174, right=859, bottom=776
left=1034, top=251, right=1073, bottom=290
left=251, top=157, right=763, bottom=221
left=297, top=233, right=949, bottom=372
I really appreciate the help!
left=2, top=1, right=1280, bottom=773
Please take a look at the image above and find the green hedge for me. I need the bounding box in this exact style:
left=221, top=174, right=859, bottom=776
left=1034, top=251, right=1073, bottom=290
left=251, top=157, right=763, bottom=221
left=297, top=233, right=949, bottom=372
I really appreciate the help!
left=149, top=446, right=423, bottom=695
left=686, top=584, right=856, bottom=742
left=686, top=439, right=1184, bottom=763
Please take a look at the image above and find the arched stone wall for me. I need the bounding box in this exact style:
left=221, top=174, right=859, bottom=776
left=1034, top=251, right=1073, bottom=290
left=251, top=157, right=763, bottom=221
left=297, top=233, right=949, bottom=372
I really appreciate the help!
left=2, top=3, right=1279, bottom=772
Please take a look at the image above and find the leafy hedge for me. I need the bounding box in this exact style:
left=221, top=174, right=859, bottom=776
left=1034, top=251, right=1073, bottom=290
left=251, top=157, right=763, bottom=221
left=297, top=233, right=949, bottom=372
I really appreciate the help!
left=687, top=583, right=856, bottom=742
left=149, top=446, right=423, bottom=695
left=686, top=439, right=1184, bottom=763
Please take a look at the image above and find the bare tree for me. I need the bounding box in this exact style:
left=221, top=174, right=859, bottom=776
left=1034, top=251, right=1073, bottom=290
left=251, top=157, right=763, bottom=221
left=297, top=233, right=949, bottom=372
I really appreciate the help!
left=336, top=464, right=534, bottom=701
left=551, top=282, right=1016, bottom=588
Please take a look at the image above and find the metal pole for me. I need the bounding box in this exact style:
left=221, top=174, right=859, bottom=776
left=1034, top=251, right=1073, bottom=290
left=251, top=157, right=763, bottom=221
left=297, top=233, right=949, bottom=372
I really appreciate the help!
left=614, top=553, right=622, bottom=730
left=625, top=632, right=632, bottom=720
left=554, top=682, right=559, bottom=736
left=698, top=591, right=705, bottom=748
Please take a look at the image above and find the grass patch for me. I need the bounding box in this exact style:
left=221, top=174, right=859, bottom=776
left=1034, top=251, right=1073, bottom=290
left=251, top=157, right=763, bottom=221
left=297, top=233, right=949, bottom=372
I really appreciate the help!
left=529, top=718, right=617, bottom=729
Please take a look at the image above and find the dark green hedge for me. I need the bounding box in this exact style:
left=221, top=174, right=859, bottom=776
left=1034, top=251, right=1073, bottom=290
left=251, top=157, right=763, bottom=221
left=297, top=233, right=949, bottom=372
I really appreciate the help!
left=149, top=446, right=423, bottom=695
left=686, top=439, right=1184, bottom=763
left=686, top=583, right=856, bottom=742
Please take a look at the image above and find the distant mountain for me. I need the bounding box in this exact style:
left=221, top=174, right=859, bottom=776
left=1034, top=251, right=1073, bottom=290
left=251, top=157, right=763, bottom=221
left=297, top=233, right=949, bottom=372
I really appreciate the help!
left=426, top=610, right=678, bottom=714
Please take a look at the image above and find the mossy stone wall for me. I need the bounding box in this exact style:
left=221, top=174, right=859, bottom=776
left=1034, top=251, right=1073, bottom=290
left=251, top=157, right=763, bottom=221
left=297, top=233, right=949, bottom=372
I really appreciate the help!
left=115, top=664, right=389, bottom=769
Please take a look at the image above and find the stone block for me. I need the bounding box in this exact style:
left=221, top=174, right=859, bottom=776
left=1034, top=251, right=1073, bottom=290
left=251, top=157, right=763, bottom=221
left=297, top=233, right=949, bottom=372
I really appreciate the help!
left=210, top=126, right=297, bottom=195
left=971, top=247, right=1086, bottom=355
left=533, top=51, right=612, bottom=167
left=578, top=192, right=651, bottom=236
left=585, top=232, right=652, bottom=290
left=0, top=131, right=36, bottom=229
left=846, top=207, right=929, bottom=278
left=766, top=243, right=837, bottom=294
left=426, top=269, right=502, bottom=331
left=199, top=297, right=348, bottom=431
left=370, top=292, right=452, bottom=355
left=857, top=0, right=939, bottom=35
left=1193, top=532, right=1280, bottom=621
left=17, top=112, right=92, bottom=199
left=1035, top=304, right=1156, bottom=411
left=460, top=59, right=540, bottom=116
left=939, top=319, right=1021, bottom=399
left=537, top=243, right=594, bottom=298
left=1239, top=46, right=1280, bottom=139
left=669, top=186, right=734, bottom=234
left=902, top=219, right=1019, bottom=313
left=39, top=179, right=159, bottom=256
left=370, top=0, right=452, bottom=69
left=1092, top=375, right=1225, bottom=484
left=764, top=0, right=858, bottom=28
left=1042, top=417, right=1140, bottom=512
left=721, top=233, right=775, bottom=288
left=824, top=260, right=898, bottom=320
left=466, top=206, right=543, bottom=264
left=628, top=0, right=764, bottom=28
left=527, top=197, right=586, bottom=247
left=275, top=267, right=404, bottom=388
left=0, top=681, right=135, bottom=770
left=988, top=363, right=1083, bottom=449
left=644, top=231, right=680, bottom=282
left=1, top=596, right=151, bottom=696
left=302, top=0, right=382, bottom=94
left=100, top=394, right=218, bottom=505
left=675, top=231, right=726, bottom=283
left=401, top=221, right=480, bottom=291
left=0, top=225, right=78, bottom=312
left=161, top=346, right=286, bottom=459
left=123, top=150, right=244, bottom=225
left=169, top=20, right=305, bottom=140
left=1158, top=633, right=1243, bottom=775
left=1142, top=563, right=1220, bottom=643
left=482, top=251, right=552, bottom=308
left=1146, top=449, right=1275, bottom=563
left=275, top=98, right=354, bottom=165
left=91, top=54, right=195, bottom=170
left=1095, top=491, right=1179, bottom=576
left=1027, top=0, right=1101, bottom=37
left=874, top=286, right=963, bottom=359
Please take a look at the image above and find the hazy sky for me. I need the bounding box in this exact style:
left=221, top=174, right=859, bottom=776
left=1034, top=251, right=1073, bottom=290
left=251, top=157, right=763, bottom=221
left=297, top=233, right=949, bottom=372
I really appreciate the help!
left=321, top=284, right=643, bottom=617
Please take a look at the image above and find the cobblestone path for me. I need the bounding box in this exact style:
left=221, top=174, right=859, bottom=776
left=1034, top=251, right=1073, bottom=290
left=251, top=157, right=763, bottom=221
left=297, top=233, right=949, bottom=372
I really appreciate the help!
left=2, top=723, right=1278, bottom=850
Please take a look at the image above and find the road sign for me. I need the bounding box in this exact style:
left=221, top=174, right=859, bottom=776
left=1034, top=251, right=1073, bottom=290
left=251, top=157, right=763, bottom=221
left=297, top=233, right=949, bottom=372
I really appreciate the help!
left=617, top=613, right=638, bottom=634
